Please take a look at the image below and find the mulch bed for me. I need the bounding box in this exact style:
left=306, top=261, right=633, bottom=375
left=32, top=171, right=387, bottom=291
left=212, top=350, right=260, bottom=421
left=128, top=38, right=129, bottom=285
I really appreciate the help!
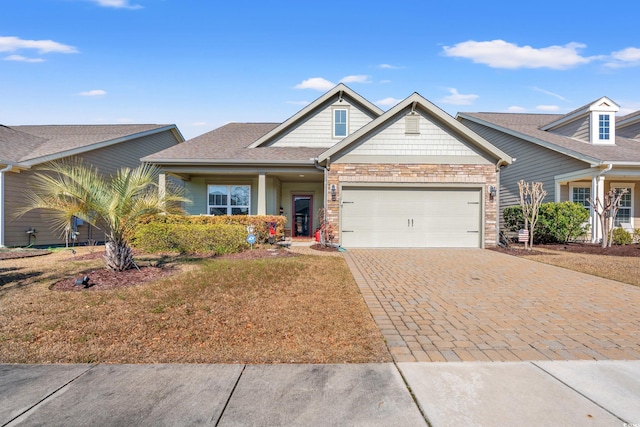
left=492, top=242, right=640, bottom=257
left=310, top=244, right=339, bottom=252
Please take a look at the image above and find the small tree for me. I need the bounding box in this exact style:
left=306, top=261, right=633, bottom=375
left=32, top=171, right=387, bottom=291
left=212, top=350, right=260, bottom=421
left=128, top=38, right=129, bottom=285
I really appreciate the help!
left=518, top=180, right=547, bottom=250
left=588, top=188, right=628, bottom=248
left=316, top=208, right=334, bottom=247
left=19, top=159, right=189, bottom=271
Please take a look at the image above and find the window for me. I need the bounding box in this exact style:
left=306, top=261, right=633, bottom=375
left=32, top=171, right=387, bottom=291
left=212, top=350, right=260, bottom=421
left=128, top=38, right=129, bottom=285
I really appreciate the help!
left=599, top=114, right=610, bottom=140
left=208, top=185, right=250, bottom=215
left=570, top=185, right=591, bottom=209
left=333, top=109, right=348, bottom=137
left=612, top=185, right=633, bottom=227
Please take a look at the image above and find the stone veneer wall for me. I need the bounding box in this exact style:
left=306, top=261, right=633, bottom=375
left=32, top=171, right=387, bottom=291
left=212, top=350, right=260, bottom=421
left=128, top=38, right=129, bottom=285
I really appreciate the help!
left=326, top=163, right=499, bottom=247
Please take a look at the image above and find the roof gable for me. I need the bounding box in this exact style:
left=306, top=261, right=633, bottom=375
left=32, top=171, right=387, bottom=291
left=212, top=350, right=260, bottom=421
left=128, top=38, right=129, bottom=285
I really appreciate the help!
left=540, top=96, right=619, bottom=131
left=1, top=124, right=182, bottom=167
left=247, top=84, right=383, bottom=149
left=318, top=93, right=512, bottom=165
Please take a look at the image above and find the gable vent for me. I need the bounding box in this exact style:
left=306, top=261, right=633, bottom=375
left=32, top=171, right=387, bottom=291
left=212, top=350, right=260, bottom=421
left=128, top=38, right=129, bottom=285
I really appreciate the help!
left=405, top=113, right=420, bottom=135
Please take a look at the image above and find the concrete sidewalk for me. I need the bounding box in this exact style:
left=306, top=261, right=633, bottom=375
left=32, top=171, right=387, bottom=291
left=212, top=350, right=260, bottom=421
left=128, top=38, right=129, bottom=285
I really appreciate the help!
left=2, top=361, right=639, bottom=426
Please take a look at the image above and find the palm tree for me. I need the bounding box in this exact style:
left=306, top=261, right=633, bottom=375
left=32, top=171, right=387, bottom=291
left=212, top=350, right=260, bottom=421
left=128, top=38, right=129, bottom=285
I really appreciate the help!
left=19, top=159, right=189, bottom=271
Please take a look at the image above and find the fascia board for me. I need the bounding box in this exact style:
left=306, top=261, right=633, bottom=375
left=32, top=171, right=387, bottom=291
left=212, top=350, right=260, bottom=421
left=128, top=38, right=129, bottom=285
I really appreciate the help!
left=247, top=83, right=383, bottom=149
left=457, top=113, right=602, bottom=166
left=144, top=159, right=315, bottom=166
left=20, top=125, right=181, bottom=167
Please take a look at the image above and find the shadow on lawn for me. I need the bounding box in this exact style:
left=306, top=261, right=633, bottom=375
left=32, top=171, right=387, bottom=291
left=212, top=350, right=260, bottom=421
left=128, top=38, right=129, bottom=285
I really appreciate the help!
left=0, top=267, right=45, bottom=294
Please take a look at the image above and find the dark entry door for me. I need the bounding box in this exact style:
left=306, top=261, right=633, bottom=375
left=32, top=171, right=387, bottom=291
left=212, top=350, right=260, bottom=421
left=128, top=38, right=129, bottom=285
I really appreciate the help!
left=293, top=195, right=313, bottom=237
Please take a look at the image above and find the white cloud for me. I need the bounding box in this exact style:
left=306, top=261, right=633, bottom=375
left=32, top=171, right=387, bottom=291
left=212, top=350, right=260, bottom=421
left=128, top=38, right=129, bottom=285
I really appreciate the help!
left=340, top=75, right=372, bottom=84
left=443, top=39, right=595, bottom=70
left=89, top=0, right=143, bottom=9
left=531, top=86, right=569, bottom=102
left=0, top=36, right=78, bottom=54
left=439, top=88, right=479, bottom=105
left=507, top=106, right=527, bottom=113
left=3, top=54, right=45, bottom=63
left=604, top=47, right=640, bottom=68
left=536, top=105, right=560, bottom=112
left=294, top=77, right=335, bottom=91
left=378, top=64, right=402, bottom=69
left=79, top=89, right=107, bottom=96
left=375, top=97, right=402, bottom=107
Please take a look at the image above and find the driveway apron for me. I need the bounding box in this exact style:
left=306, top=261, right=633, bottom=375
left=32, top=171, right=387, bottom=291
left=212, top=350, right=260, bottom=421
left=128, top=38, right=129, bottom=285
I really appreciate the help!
left=344, top=249, right=640, bottom=362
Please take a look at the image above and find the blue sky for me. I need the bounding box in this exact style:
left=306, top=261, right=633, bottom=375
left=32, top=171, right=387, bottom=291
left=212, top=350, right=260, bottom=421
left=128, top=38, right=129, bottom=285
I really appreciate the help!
left=2, top=0, right=640, bottom=140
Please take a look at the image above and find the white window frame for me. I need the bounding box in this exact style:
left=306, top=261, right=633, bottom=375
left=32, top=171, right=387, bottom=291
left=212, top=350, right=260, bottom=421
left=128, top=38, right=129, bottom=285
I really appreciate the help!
left=332, top=108, right=348, bottom=138
left=569, top=183, right=591, bottom=209
left=598, top=114, right=610, bottom=141
left=207, top=184, right=251, bottom=216
left=610, top=183, right=634, bottom=228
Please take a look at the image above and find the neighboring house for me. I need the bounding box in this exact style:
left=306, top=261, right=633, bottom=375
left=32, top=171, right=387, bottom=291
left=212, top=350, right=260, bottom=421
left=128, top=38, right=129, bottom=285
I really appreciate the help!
left=144, top=84, right=511, bottom=248
left=457, top=97, right=640, bottom=243
left=0, top=124, right=184, bottom=247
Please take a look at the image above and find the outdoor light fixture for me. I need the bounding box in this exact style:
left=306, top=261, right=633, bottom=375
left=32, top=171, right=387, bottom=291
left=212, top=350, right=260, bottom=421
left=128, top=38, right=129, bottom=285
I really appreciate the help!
left=489, top=185, right=497, bottom=201
left=331, top=184, right=337, bottom=201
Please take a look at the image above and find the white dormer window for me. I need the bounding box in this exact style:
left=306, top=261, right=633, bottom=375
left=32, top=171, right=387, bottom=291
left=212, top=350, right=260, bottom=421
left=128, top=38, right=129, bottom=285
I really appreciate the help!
left=333, top=108, right=348, bottom=138
left=599, top=114, right=610, bottom=140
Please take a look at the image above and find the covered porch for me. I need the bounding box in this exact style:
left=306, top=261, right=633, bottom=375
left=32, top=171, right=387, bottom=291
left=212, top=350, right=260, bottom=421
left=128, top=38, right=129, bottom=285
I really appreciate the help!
left=158, top=164, right=326, bottom=239
left=555, top=166, right=640, bottom=243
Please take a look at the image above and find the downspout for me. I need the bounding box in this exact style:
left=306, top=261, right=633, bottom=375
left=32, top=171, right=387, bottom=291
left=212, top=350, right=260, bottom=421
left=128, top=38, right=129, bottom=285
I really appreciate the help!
left=314, top=157, right=330, bottom=239
left=0, top=164, right=14, bottom=248
left=591, top=163, right=613, bottom=243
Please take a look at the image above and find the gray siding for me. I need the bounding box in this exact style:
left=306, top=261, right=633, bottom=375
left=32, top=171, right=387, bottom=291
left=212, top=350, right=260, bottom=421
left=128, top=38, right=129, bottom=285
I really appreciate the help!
left=618, top=121, right=640, bottom=139
left=270, top=100, right=376, bottom=148
left=337, top=111, right=491, bottom=165
left=460, top=118, right=590, bottom=223
left=552, top=116, right=590, bottom=141
left=4, top=130, right=180, bottom=247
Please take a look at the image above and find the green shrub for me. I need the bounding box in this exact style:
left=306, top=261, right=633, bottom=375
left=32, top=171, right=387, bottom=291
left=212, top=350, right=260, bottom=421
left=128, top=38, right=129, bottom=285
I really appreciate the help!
left=137, top=214, right=285, bottom=243
left=612, top=227, right=633, bottom=245
left=503, top=202, right=589, bottom=244
left=132, top=222, right=249, bottom=255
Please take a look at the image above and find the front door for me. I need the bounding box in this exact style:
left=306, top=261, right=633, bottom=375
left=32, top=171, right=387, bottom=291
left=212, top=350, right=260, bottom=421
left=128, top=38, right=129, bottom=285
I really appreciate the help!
left=293, top=195, right=313, bottom=237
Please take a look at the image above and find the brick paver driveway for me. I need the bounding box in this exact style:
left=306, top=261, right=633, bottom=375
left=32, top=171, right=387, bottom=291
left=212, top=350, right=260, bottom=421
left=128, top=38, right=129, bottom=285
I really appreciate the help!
left=344, top=249, right=640, bottom=362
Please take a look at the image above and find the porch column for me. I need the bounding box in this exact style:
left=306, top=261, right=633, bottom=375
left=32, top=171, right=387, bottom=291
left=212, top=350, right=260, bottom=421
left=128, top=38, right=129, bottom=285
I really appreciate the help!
left=257, top=172, right=266, bottom=215
left=591, top=174, right=606, bottom=243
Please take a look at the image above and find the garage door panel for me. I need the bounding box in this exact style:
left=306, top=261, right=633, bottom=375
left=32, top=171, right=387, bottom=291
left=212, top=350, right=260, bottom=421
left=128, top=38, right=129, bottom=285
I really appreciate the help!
left=341, top=187, right=481, bottom=248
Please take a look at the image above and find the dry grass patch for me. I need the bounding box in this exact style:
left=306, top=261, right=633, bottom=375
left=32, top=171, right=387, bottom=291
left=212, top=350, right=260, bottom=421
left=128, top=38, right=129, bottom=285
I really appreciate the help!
left=0, top=249, right=390, bottom=364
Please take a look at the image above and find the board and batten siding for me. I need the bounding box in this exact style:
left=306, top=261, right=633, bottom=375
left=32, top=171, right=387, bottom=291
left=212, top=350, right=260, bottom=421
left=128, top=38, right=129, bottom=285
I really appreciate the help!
left=460, top=118, right=589, bottom=224
left=4, top=129, right=180, bottom=247
left=336, top=111, right=492, bottom=165
left=270, top=100, right=376, bottom=148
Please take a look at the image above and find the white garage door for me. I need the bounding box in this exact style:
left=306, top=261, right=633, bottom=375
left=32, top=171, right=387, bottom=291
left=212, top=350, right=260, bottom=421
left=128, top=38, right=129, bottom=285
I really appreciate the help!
left=340, top=187, right=482, bottom=248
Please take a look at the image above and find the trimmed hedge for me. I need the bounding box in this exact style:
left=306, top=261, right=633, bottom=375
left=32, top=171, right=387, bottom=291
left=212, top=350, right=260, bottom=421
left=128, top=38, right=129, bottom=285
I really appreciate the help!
left=132, top=223, right=248, bottom=255
left=137, top=214, right=286, bottom=243
left=133, top=215, right=286, bottom=255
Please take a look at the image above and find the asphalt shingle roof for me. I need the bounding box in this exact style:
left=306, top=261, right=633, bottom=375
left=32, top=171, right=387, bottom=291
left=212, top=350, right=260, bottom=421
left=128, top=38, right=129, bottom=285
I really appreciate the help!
left=0, top=124, right=171, bottom=164
left=461, top=112, right=640, bottom=164
left=143, top=123, right=325, bottom=164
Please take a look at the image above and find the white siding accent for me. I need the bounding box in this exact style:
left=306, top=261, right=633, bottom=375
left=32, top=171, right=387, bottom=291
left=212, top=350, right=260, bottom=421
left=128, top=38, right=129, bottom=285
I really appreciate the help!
left=270, top=100, right=375, bottom=148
